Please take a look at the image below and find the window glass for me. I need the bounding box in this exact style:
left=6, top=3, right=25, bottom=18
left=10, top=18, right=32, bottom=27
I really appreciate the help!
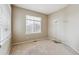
left=26, top=15, right=41, bottom=34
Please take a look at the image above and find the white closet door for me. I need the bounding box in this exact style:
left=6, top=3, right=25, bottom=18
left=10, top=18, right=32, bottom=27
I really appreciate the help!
left=52, top=16, right=66, bottom=42
left=0, top=4, right=11, bottom=45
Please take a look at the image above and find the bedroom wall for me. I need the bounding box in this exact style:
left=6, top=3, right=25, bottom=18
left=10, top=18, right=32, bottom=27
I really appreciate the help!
left=12, top=6, right=48, bottom=44
left=48, top=5, right=79, bottom=53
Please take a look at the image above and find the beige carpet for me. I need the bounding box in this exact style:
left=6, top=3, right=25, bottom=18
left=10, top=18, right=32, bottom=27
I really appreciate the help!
left=11, top=39, right=77, bottom=55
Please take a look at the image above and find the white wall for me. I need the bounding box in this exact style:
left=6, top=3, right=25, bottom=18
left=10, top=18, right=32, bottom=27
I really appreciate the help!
left=66, top=5, right=79, bottom=53
left=0, top=4, right=11, bottom=55
left=48, top=5, right=79, bottom=53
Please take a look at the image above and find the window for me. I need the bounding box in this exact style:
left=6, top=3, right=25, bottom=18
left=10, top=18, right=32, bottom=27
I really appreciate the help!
left=26, top=15, right=42, bottom=34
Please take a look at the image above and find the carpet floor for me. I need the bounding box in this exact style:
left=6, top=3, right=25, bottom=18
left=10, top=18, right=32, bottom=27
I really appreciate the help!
left=11, top=39, right=78, bottom=55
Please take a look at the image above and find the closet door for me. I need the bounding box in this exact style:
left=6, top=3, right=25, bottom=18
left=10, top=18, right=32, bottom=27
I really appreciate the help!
left=54, top=18, right=65, bottom=42
left=0, top=4, right=11, bottom=54
left=52, top=13, right=66, bottom=42
left=0, top=5, right=3, bottom=44
left=0, top=4, right=11, bottom=43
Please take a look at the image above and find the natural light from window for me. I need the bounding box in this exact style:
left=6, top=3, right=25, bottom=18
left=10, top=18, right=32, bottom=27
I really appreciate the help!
left=26, top=15, right=42, bottom=34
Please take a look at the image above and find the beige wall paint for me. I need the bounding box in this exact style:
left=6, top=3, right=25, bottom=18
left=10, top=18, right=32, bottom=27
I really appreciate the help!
left=12, top=6, right=48, bottom=44
left=48, top=5, right=79, bottom=53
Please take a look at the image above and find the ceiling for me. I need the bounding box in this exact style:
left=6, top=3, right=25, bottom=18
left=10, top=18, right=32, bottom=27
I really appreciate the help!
left=14, top=4, right=68, bottom=15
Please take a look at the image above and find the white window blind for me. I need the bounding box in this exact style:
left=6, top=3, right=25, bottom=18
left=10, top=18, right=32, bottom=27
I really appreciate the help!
left=26, top=15, right=41, bottom=34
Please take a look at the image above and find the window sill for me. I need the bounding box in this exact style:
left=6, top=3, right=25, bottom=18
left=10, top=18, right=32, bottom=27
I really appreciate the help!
left=25, top=32, right=42, bottom=35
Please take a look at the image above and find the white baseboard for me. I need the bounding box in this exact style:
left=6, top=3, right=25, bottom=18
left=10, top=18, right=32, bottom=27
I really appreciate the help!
left=62, top=42, right=79, bottom=54
left=12, top=37, right=48, bottom=46
left=49, top=38, right=79, bottom=54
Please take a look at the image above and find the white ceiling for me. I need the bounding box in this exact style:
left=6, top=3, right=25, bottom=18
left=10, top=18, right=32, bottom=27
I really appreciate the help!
left=14, top=4, right=68, bottom=15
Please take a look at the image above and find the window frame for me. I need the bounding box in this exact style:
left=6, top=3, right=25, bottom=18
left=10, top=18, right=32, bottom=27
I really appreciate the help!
left=25, top=15, right=42, bottom=35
